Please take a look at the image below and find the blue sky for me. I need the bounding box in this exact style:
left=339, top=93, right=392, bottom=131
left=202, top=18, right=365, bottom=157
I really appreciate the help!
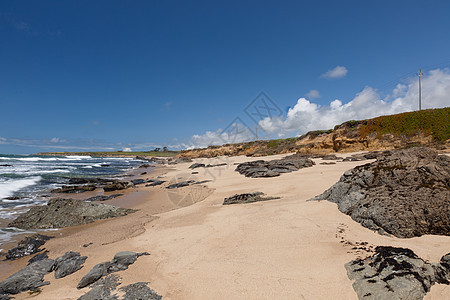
left=1, top=1, right=450, bottom=154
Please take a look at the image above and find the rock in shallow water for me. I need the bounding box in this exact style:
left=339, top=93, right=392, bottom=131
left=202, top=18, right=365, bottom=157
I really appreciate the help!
left=312, top=147, right=450, bottom=238
left=346, top=246, right=450, bottom=300
left=8, top=198, right=136, bottom=230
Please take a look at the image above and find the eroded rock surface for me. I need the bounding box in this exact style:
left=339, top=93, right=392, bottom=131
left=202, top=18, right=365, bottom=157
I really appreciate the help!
left=5, top=234, right=52, bottom=260
left=346, top=246, right=450, bottom=300
left=223, top=192, right=280, bottom=205
left=313, top=147, right=450, bottom=238
left=9, top=198, right=135, bottom=229
left=77, top=252, right=149, bottom=289
left=53, top=251, right=87, bottom=279
left=235, top=157, right=315, bottom=178
left=0, top=258, right=54, bottom=296
left=121, top=282, right=162, bottom=300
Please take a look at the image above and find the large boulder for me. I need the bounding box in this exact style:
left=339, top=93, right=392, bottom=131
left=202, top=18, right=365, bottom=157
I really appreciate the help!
left=103, top=181, right=131, bottom=192
left=8, top=198, right=136, bottom=229
left=235, top=157, right=315, bottom=178
left=0, top=258, right=54, bottom=296
left=53, top=251, right=87, bottom=279
left=346, top=246, right=450, bottom=300
left=312, top=147, right=450, bottom=238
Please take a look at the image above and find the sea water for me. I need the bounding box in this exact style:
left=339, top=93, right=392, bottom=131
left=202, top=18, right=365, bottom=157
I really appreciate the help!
left=0, top=154, right=147, bottom=246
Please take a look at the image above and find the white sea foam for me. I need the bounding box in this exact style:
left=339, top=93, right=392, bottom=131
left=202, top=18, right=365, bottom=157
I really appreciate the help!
left=0, top=176, right=42, bottom=199
left=66, top=155, right=92, bottom=159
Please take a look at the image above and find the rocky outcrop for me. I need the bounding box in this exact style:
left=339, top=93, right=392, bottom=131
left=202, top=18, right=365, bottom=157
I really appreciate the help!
left=4, top=234, right=53, bottom=260
left=53, top=251, right=87, bottom=279
left=0, top=257, right=54, bottom=296
left=223, top=192, right=280, bottom=205
left=175, top=108, right=449, bottom=159
left=346, top=246, right=450, bottom=300
left=121, top=282, right=162, bottom=300
left=103, top=181, right=131, bottom=192
left=77, top=252, right=149, bottom=289
left=235, top=157, right=315, bottom=178
left=78, top=274, right=120, bottom=300
left=166, top=180, right=195, bottom=189
left=84, top=194, right=123, bottom=202
left=189, top=163, right=206, bottom=169
left=145, top=179, right=165, bottom=186
left=312, top=147, right=450, bottom=238
left=51, top=185, right=97, bottom=193
left=9, top=198, right=136, bottom=229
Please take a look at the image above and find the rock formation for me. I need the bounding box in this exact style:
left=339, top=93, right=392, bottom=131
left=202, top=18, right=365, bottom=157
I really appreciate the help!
left=235, top=157, right=315, bottom=178
left=223, top=192, right=280, bottom=205
left=312, top=147, right=450, bottom=238
left=9, top=198, right=135, bottom=229
left=346, top=246, right=450, bottom=299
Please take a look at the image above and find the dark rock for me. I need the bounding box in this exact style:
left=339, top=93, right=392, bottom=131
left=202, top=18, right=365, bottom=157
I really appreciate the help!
left=5, top=234, right=53, bottom=260
left=236, top=157, right=315, bottom=178
left=189, top=163, right=206, bottom=169
left=4, top=197, right=20, bottom=200
left=103, top=181, right=131, bottom=192
left=0, top=164, right=12, bottom=167
left=223, top=192, right=280, bottom=205
left=131, top=179, right=145, bottom=185
left=322, top=154, right=342, bottom=160
left=346, top=246, right=450, bottom=300
left=0, top=258, right=54, bottom=295
left=140, top=172, right=147, bottom=175
left=166, top=180, right=195, bottom=189
left=27, top=252, right=49, bottom=265
left=78, top=274, right=120, bottom=300
left=83, top=243, right=93, bottom=248
left=312, top=147, right=450, bottom=238
left=121, top=282, right=162, bottom=300
left=77, top=252, right=149, bottom=289
left=9, top=198, right=136, bottom=229
left=193, top=180, right=211, bottom=185
left=85, top=194, right=123, bottom=202
left=145, top=179, right=165, bottom=187
left=320, top=162, right=336, bottom=165
left=138, top=164, right=151, bottom=168
left=51, top=185, right=97, bottom=193
left=100, top=164, right=110, bottom=167
left=191, top=172, right=199, bottom=174
left=53, top=251, right=87, bottom=279
left=205, top=163, right=227, bottom=168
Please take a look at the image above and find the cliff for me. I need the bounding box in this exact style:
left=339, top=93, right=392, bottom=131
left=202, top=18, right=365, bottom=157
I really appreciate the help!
left=178, top=107, right=450, bottom=159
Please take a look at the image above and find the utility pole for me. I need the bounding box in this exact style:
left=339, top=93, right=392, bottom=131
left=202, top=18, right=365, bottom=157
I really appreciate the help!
left=416, top=69, right=423, bottom=110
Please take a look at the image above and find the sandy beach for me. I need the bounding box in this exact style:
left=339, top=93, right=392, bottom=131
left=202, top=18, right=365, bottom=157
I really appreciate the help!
left=1, top=153, right=449, bottom=299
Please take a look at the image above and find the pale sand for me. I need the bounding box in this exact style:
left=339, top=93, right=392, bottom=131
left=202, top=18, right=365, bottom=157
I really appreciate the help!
left=2, top=154, right=449, bottom=299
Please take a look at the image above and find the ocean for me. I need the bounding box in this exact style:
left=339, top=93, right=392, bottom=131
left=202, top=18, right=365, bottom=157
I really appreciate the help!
left=0, top=154, right=147, bottom=246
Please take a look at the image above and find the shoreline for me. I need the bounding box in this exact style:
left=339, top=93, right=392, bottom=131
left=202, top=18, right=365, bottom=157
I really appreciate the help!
left=0, top=152, right=449, bottom=299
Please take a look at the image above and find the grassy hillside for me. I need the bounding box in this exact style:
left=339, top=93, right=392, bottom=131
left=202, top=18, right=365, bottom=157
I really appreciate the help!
left=178, top=107, right=450, bottom=158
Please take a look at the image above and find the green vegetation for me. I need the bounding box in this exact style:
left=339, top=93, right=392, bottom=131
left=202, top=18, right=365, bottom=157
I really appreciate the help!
left=37, top=151, right=179, bottom=157
left=359, top=107, right=450, bottom=142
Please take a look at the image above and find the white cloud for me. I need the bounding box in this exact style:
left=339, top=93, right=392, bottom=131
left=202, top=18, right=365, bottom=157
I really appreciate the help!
left=305, top=89, right=320, bottom=99
left=321, top=66, right=348, bottom=79
left=187, top=68, right=450, bottom=148
left=122, top=147, right=132, bottom=152
left=259, top=68, right=450, bottom=137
